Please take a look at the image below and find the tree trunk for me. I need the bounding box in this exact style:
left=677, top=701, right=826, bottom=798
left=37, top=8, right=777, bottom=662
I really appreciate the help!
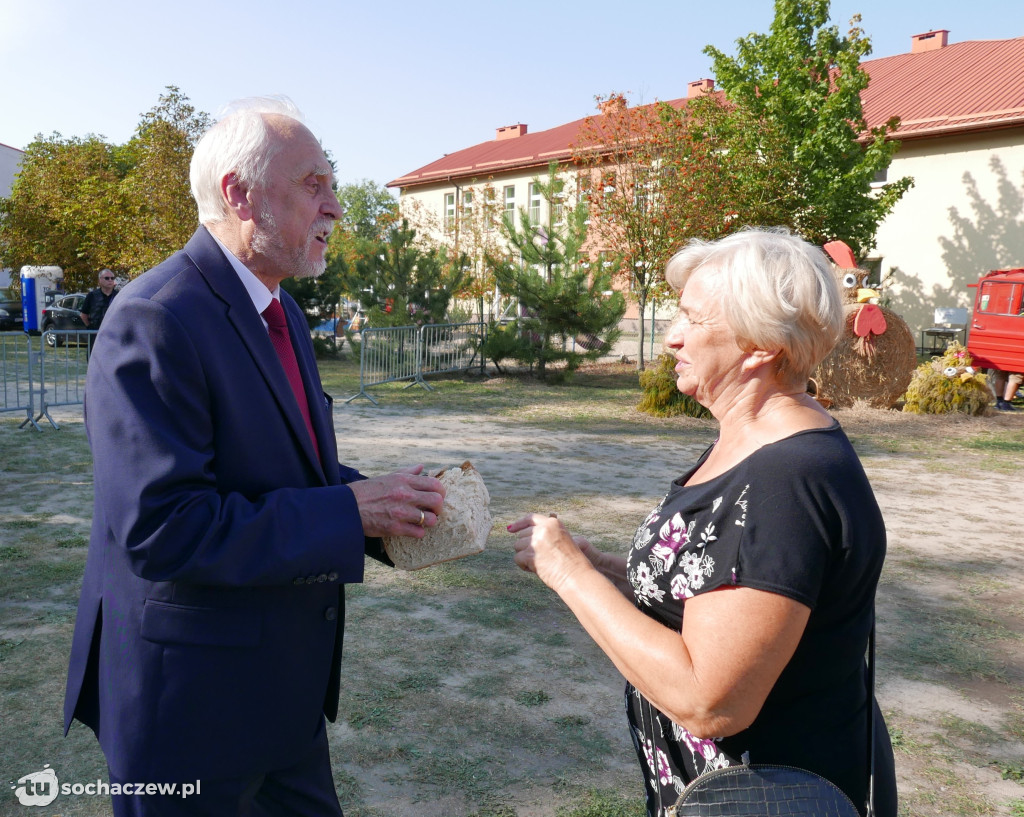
left=636, top=293, right=648, bottom=372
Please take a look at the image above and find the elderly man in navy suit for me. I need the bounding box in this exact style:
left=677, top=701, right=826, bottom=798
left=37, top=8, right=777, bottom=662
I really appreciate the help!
left=63, top=96, right=445, bottom=816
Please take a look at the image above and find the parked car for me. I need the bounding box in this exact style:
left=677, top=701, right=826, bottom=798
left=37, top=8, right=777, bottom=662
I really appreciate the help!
left=0, top=286, right=23, bottom=331
left=40, top=293, right=87, bottom=346
left=967, top=268, right=1024, bottom=373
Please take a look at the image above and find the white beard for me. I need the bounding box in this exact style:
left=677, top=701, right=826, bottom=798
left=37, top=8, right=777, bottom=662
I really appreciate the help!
left=252, top=202, right=328, bottom=280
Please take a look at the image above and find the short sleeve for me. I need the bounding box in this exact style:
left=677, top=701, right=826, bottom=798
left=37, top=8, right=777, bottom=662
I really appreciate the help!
left=727, top=442, right=850, bottom=610
left=732, top=482, right=831, bottom=608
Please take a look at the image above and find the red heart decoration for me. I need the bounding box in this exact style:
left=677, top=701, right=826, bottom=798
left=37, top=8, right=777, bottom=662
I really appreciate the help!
left=853, top=304, right=887, bottom=337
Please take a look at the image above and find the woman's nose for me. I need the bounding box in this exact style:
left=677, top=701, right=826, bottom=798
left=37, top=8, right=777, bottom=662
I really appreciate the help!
left=664, top=319, right=685, bottom=348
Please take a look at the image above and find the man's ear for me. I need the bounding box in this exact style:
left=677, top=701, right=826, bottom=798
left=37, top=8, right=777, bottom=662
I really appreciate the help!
left=221, top=173, right=255, bottom=222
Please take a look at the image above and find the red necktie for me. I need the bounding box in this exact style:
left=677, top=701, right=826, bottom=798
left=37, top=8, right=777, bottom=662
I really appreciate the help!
left=262, top=298, right=320, bottom=462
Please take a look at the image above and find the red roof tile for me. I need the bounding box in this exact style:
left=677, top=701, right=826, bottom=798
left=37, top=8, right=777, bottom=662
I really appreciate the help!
left=387, top=118, right=588, bottom=189
left=860, top=37, right=1024, bottom=139
left=390, top=35, right=1024, bottom=190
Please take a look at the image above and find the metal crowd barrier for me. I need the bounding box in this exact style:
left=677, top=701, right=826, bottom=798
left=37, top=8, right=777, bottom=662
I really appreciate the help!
left=345, top=321, right=486, bottom=405
left=37, top=331, right=95, bottom=428
left=344, top=325, right=425, bottom=405
left=418, top=322, right=485, bottom=382
left=0, top=330, right=96, bottom=430
left=0, top=332, right=36, bottom=428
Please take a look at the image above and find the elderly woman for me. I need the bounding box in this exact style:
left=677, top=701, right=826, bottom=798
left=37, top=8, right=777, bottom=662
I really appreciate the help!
left=509, top=228, right=896, bottom=816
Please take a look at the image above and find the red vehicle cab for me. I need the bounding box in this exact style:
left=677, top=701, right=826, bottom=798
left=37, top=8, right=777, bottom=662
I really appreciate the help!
left=967, top=268, right=1024, bottom=371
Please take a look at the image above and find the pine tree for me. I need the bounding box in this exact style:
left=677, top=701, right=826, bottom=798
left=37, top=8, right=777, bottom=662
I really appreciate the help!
left=488, top=163, right=625, bottom=380
left=338, top=218, right=467, bottom=329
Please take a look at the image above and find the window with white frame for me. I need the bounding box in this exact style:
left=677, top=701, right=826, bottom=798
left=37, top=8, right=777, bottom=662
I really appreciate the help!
left=552, top=182, right=566, bottom=224
left=528, top=182, right=542, bottom=225
left=484, top=187, right=496, bottom=231
left=633, top=167, right=651, bottom=213
left=504, top=185, right=516, bottom=226
left=444, top=192, right=456, bottom=232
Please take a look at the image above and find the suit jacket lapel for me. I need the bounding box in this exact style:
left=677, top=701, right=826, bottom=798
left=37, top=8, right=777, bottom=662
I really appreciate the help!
left=183, top=228, right=327, bottom=482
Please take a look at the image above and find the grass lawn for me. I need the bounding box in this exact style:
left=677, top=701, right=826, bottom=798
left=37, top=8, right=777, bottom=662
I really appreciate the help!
left=2, top=357, right=1023, bottom=816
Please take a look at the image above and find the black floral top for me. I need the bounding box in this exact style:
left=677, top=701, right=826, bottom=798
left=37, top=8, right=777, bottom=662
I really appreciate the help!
left=624, top=422, right=894, bottom=817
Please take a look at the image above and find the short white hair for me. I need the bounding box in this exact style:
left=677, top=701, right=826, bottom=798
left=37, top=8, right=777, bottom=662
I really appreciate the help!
left=665, top=228, right=843, bottom=386
left=189, top=95, right=305, bottom=225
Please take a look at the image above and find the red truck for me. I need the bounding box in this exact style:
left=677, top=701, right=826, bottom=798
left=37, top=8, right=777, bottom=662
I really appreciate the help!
left=967, top=268, right=1024, bottom=373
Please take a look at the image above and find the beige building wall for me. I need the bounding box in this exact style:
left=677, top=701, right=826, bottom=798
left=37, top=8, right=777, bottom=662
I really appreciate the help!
left=399, top=167, right=573, bottom=250
left=875, top=129, right=1024, bottom=336
left=399, top=165, right=677, bottom=324
left=401, top=128, right=1024, bottom=336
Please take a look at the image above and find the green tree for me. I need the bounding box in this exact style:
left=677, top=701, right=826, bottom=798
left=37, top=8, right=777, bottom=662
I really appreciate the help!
left=281, top=267, right=346, bottom=330
left=573, top=92, right=804, bottom=370
left=0, top=86, right=209, bottom=292
left=0, top=134, right=123, bottom=291
left=116, top=86, right=210, bottom=273
left=288, top=180, right=399, bottom=328
left=335, top=179, right=398, bottom=241
left=704, top=0, right=912, bottom=256
left=337, top=218, right=467, bottom=328
left=488, top=163, right=626, bottom=381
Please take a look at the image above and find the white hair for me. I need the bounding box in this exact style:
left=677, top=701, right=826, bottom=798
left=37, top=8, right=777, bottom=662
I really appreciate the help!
left=189, top=95, right=305, bottom=225
left=665, top=228, right=843, bottom=386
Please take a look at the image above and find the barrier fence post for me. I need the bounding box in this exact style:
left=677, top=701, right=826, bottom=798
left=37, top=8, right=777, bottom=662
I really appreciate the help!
left=23, top=342, right=48, bottom=430
left=344, top=328, right=378, bottom=405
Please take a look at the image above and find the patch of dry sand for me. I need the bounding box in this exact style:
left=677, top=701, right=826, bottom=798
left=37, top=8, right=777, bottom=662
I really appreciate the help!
left=334, top=400, right=1024, bottom=814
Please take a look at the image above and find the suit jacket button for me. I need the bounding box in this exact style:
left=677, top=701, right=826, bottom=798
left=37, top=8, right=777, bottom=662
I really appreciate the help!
left=317, top=574, right=328, bottom=583
left=328, top=572, right=338, bottom=582
left=324, top=607, right=338, bottom=621
left=305, top=576, right=316, bottom=585
left=293, top=577, right=305, bottom=586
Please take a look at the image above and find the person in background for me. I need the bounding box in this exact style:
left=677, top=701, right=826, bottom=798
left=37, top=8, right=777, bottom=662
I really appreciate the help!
left=995, top=370, right=1022, bottom=411
left=509, top=228, right=896, bottom=817
left=79, top=269, right=118, bottom=329
left=64, top=96, right=445, bottom=816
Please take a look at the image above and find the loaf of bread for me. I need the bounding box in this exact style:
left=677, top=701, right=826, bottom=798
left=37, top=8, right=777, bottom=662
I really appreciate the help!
left=382, top=461, right=492, bottom=570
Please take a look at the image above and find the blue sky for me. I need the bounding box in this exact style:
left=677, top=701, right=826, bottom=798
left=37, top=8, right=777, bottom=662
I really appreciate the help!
left=1, top=0, right=1021, bottom=190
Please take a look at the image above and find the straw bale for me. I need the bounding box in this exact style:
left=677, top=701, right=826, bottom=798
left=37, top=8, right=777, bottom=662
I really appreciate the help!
left=812, top=305, right=917, bottom=409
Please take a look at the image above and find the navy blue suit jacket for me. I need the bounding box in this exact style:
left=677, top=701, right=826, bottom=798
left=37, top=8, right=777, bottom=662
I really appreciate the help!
left=64, top=227, right=385, bottom=781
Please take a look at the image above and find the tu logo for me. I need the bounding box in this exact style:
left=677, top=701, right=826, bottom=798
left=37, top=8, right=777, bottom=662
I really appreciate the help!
left=11, top=765, right=59, bottom=807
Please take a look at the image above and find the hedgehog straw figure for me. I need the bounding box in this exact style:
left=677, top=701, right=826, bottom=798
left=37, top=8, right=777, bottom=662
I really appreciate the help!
left=902, top=341, right=992, bottom=415
left=810, top=240, right=917, bottom=409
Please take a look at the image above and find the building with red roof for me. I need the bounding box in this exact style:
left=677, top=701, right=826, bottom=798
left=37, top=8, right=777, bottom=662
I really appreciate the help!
left=389, top=30, right=1024, bottom=337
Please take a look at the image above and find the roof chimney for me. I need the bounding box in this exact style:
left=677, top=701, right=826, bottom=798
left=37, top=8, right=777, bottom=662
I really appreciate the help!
left=688, top=79, right=715, bottom=98
left=911, top=30, right=949, bottom=53
left=496, top=124, right=528, bottom=140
